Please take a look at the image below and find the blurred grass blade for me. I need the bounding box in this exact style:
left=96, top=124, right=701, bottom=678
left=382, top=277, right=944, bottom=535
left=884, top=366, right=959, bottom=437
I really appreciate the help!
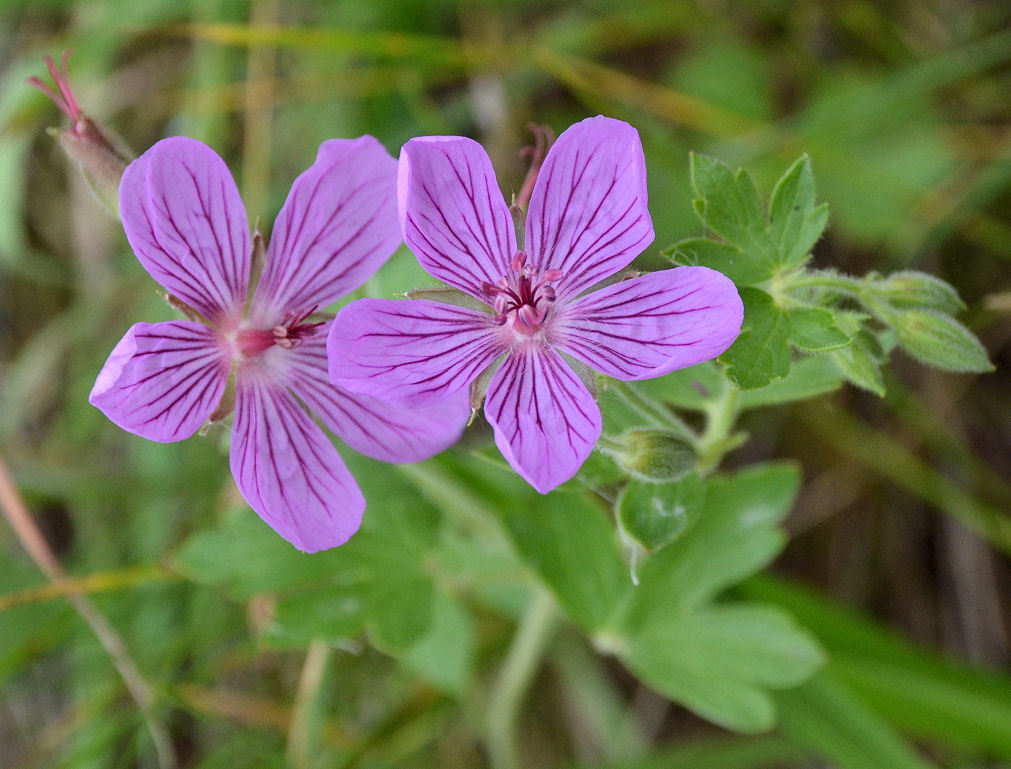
left=568, top=735, right=809, bottom=769
left=160, top=22, right=499, bottom=68
left=743, top=575, right=1011, bottom=759
left=776, top=673, right=936, bottom=769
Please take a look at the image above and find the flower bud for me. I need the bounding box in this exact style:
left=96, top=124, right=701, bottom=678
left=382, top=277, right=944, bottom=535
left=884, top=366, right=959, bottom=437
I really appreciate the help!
left=894, top=309, right=993, bottom=373
left=28, top=52, right=133, bottom=217
left=604, top=428, right=697, bottom=483
left=873, top=270, right=966, bottom=315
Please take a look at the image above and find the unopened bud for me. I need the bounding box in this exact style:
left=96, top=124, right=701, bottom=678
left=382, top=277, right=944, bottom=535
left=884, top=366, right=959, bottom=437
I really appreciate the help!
left=873, top=271, right=966, bottom=316
left=602, top=428, right=697, bottom=483
left=894, top=309, right=994, bottom=373
left=28, top=52, right=133, bottom=217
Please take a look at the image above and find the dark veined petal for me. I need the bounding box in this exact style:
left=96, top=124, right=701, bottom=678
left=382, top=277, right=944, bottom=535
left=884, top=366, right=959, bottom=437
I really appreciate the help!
left=484, top=345, right=602, bottom=494
left=399, top=136, right=516, bottom=299
left=554, top=267, right=743, bottom=380
left=249, top=137, right=401, bottom=324
left=89, top=321, right=230, bottom=442
left=525, top=116, right=653, bottom=302
left=119, top=137, right=250, bottom=323
left=277, top=322, right=469, bottom=462
left=230, top=370, right=364, bottom=552
left=328, top=298, right=505, bottom=406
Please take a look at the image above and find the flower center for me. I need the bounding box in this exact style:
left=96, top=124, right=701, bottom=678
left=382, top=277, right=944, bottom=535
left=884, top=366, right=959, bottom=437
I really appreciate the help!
left=234, top=307, right=324, bottom=358
left=482, top=252, right=562, bottom=337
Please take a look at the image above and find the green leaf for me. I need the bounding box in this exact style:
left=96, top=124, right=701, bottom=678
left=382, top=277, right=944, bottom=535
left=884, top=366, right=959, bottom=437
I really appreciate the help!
left=893, top=310, right=994, bottom=372
left=872, top=270, right=966, bottom=315
left=720, top=289, right=853, bottom=389
left=720, top=289, right=792, bottom=389
left=617, top=463, right=799, bottom=628
left=172, top=508, right=349, bottom=599
left=623, top=604, right=824, bottom=733
left=637, top=360, right=726, bottom=411
left=738, top=355, right=845, bottom=409
left=575, top=450, right=626, bottom=488
left=616, top=473, right=706, bottom=552
left=785, top=305, right=852, bottom=352
left=690, top=153, right=769, bottom=259
left=767, top=155, right=829, bottom=269
left=665, top=237, right=768, bottom=286
left=499, top=489, right=627, bottom=632
left=368, top=575, right=435, bottom=652
left=402, top=591, right=474, bottom=694
left=831, top=330, right=887, bottom=396
left=776, top=674, right=937, bottom=769
left=264, top=583, right=368, bottom=647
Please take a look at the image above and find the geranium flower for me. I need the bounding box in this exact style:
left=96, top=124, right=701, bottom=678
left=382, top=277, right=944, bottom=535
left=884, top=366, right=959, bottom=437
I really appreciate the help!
left=91, top=137, right=468, bottom=551
left=327, top=116, right=743, bottom=493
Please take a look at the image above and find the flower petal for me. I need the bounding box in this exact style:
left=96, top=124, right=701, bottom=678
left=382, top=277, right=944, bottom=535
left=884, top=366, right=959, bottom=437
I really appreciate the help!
left=250, top=137, right=401, bottom=324
left=89, top=321, right=229, bottom=442
left=525, top=116, right=653, bottom=301
left=276, top=323, right=469, bottom=462
left=230, top=371, right=364, bottom=552
left=119, top=137, right=250, bottom=323
left=399, top=136, right=516, bottom=299
left=555, top=267, right=743, bottom=380
left=484, top=345, right=602, bottom=494
left=328, top=298, right=505, bottom=406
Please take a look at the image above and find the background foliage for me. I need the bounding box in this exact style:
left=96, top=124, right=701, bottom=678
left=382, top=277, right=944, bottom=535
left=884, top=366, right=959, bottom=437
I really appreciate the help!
left=1, top=1, right=1009, bottom=768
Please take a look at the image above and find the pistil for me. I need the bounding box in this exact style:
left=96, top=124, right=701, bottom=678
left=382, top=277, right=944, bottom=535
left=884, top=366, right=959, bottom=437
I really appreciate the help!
left=235, top=307, right=324, bottom=357
left=482, top=252, right=562, bottom=336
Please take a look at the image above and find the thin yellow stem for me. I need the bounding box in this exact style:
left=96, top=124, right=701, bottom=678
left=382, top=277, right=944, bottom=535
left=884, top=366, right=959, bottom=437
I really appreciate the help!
left=0, top=563, right=176, bottom=611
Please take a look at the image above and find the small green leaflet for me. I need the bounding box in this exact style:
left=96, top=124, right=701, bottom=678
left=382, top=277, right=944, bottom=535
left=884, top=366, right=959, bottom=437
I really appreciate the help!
left=667, top=155, right=844, bottom=390
left=720, top=289, right=852, bottom=390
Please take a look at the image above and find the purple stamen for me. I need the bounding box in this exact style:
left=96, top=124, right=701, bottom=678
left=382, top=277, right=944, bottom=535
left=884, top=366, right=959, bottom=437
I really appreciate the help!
left=486, top=254, right=563, bottom=334
left=238, top=305, right=324, bottom=356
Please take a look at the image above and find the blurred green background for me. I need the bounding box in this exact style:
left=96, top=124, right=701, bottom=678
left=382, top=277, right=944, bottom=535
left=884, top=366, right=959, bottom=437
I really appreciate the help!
left=1, top=1, right=1009, bottom=768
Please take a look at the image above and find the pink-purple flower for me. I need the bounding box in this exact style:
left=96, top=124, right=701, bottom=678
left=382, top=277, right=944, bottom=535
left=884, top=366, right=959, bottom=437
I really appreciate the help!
left=327, top=116, right=743, bottom=493
left=90, top=136, right=468, bottom=551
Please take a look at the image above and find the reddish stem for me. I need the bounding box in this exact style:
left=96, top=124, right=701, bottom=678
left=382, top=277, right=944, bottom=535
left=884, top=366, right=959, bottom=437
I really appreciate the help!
left=514, top=123, right=555, bottom=211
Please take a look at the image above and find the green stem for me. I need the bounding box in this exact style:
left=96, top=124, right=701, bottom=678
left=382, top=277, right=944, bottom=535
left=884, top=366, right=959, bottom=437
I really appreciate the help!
left=486, top=589, right=557, bottom=769
left=606, top=380, right=697, bottom=442
left=696, top=384, right=740, bottom=474
left=779, top=270, right=900, bottom=324
left=781, top=270, right=866, bottom=297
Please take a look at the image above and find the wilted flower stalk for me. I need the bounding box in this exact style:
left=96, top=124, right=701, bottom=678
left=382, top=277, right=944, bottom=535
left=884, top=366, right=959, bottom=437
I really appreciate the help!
left=27, top=51, right=133, bottom=215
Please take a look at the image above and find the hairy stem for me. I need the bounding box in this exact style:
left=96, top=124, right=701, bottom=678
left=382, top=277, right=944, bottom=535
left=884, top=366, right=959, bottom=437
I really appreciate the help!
left=0, top=453, right=177, bottom=769
left=486, top=589, right=557, bottom=769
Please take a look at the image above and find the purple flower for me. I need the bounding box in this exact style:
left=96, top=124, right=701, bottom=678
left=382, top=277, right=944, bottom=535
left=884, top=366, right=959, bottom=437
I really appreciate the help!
left=327, top=116, right=743, bottom=493
left=90, top=136, right=469, bottom=551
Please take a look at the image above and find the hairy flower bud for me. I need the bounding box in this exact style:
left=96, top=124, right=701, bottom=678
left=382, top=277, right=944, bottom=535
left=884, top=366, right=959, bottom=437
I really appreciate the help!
left=873, top=270, right=966, bottom=316
left=28, top=52, right=133, bottom=217
left=604, top=428, right=697, bottom=483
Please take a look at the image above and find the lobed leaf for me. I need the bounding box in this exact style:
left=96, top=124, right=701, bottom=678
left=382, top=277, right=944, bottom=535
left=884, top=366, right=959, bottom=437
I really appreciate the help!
left=624, top=604, right=824, bottom=733
left=615, top=462, right=800, bottom=629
